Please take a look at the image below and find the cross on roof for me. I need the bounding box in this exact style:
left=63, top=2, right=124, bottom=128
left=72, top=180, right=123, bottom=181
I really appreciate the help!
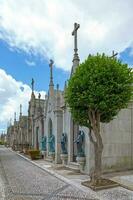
left=110, top=50, right=118, bottom=58
left=49, top=59, right=54, bottom=67
left=72, top=23, right=80, bottom=54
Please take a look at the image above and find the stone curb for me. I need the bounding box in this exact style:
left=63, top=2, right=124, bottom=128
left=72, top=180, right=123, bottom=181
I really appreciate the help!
left=9, top=148, right=101, bottom=200
left=111, top=177, right=133, bottom=191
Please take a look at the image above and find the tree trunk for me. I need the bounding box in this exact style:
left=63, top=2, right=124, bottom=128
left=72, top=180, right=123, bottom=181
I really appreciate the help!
left=93, top=140, right=103, bottom=184
left=88, top=110, right=103, bottom=184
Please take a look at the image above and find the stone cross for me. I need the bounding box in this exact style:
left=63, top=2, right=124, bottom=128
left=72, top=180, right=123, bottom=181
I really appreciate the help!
left=110, top=50, right=118, bottom=58
left=72, top=23, right=80, bottom=54
left=49, top=59, right=54, bottom=85
left=31, top=78, right=34, bottom=92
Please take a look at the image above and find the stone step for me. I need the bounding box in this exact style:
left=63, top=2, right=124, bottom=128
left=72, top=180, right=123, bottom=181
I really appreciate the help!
left=66, top=162, right=80, bottom=173
left=45, top=156, right=53, bottom=162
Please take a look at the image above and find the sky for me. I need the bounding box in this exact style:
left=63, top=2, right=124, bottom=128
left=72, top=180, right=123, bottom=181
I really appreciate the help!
left=0, top=0, right=133, bottom=133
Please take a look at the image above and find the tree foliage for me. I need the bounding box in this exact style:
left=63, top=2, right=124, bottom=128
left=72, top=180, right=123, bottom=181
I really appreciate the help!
left=65, top=54, right=133, bottom=127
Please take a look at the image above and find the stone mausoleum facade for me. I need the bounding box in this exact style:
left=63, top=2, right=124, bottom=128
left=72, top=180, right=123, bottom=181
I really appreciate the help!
left=7, top=23, right=133, bottom=175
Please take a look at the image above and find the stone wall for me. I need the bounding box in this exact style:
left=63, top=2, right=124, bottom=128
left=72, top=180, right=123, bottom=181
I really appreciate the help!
left=87, top=101, right=133, bottom=174
left=101, top=101, right=133, bottom=172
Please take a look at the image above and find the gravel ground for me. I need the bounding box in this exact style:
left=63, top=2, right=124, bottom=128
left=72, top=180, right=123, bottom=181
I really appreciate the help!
left=0, top=147, right=98, bottom=200
left=1, top=147, right=133, bottom=200
left=98, top=187, right=133, bottom=200
left=0, top=163, right=5, bottom=200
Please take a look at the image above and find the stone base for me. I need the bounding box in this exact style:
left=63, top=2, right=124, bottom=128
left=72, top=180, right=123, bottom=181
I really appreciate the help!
left=76, top=156, right=86, bottom=171
left=82, top=178, right=119, bottom=191
left=60, top=154, right=68, bottom=166
left=23, top=148, right=29, bottom=154
left=42, top=151, right=47, bottom=159
left=49, top=152, right=55, bottom=162
left=66, top=162, right=80, bottom=173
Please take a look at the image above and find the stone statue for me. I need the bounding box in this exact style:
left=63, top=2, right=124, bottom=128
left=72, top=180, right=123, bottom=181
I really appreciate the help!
left=41, top=136, right=47, bottom=151
left=49, top=134, right=55, bottom=152
left=61, top=133, right=67, bottom=154
left=74, top=130, right=85, bottom=157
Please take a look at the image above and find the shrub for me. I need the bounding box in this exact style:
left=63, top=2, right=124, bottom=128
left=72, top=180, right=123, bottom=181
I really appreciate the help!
left=0, top=141, right=5, bottom=145
left=28, top=149, right=40, bottom=160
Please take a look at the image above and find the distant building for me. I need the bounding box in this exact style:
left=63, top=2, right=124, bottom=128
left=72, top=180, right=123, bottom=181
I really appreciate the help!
left=0, top=132, right=7, bottom=143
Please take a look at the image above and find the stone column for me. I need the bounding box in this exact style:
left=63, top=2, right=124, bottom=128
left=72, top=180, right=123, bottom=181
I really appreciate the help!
left=54, top=110, right=63, bottom=164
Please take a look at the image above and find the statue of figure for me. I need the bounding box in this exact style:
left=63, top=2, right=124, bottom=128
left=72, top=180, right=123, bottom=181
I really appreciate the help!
left=49, top=134, right=55, bottom=152
left=74, top=130, right=85, bottom=157
left=61, top=133, right=67, bottom=154
left=41, top=136, right=47, bottom=151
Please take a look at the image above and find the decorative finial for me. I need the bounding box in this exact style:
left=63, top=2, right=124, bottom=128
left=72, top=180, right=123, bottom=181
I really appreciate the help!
left=20, top=104, right=22, bottom=117
left=14, top=112, right=16, bottom=122
left=31, top=78, right=34, bottom=93
left=38, top=93, right=41, bottom=108
left=49, top=59, right=54, bottom=86
left=38, top=93, right=41, bottom=99
left=49, top=59, right=54, bottom=66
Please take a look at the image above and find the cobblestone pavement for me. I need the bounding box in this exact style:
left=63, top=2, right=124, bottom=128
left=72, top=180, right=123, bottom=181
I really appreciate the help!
left=0, top=147, right=98, bottom=200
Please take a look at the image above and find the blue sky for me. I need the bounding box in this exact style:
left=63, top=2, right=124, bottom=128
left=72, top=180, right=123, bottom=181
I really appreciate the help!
left=0, top=0, right=133, bottom=132
left=0, top=40, right=69, bottom=92
left=0, top=40, right=132, bottom=93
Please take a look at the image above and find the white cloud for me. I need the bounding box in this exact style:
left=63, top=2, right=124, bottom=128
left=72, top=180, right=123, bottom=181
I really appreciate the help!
left=0, top=0, right=133, bottom=70
left=0, top=68, right=46, bottom=131
left=25, top=60, right=36, bottom=66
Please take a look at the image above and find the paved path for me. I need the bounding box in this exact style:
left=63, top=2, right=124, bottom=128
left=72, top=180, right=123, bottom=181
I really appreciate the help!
left=0, top=147, right=98, bottom=200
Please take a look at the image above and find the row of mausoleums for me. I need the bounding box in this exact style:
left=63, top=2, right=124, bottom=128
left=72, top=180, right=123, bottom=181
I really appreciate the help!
left=7, top=22, right=133, bottom=174
left=6, top=69, right=133, bottom=174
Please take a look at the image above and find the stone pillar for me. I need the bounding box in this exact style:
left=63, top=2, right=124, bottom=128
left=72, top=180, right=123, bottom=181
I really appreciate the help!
left=54, top=110, right=63, bottom=164
left=32, top=116, right=35, bottom=148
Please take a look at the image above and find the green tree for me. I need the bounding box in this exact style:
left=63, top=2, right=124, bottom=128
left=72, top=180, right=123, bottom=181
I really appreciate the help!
left=65, top=54, right=133, bottom=184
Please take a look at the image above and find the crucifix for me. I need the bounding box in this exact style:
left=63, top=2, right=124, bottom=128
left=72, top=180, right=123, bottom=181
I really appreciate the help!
left=31, top=78, right=34, bottom=92
left=110, top=50, right=118, bottom=59
left=72, top=23, right=80, bottom=54
left=49, top=59, right=54, bottom=85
